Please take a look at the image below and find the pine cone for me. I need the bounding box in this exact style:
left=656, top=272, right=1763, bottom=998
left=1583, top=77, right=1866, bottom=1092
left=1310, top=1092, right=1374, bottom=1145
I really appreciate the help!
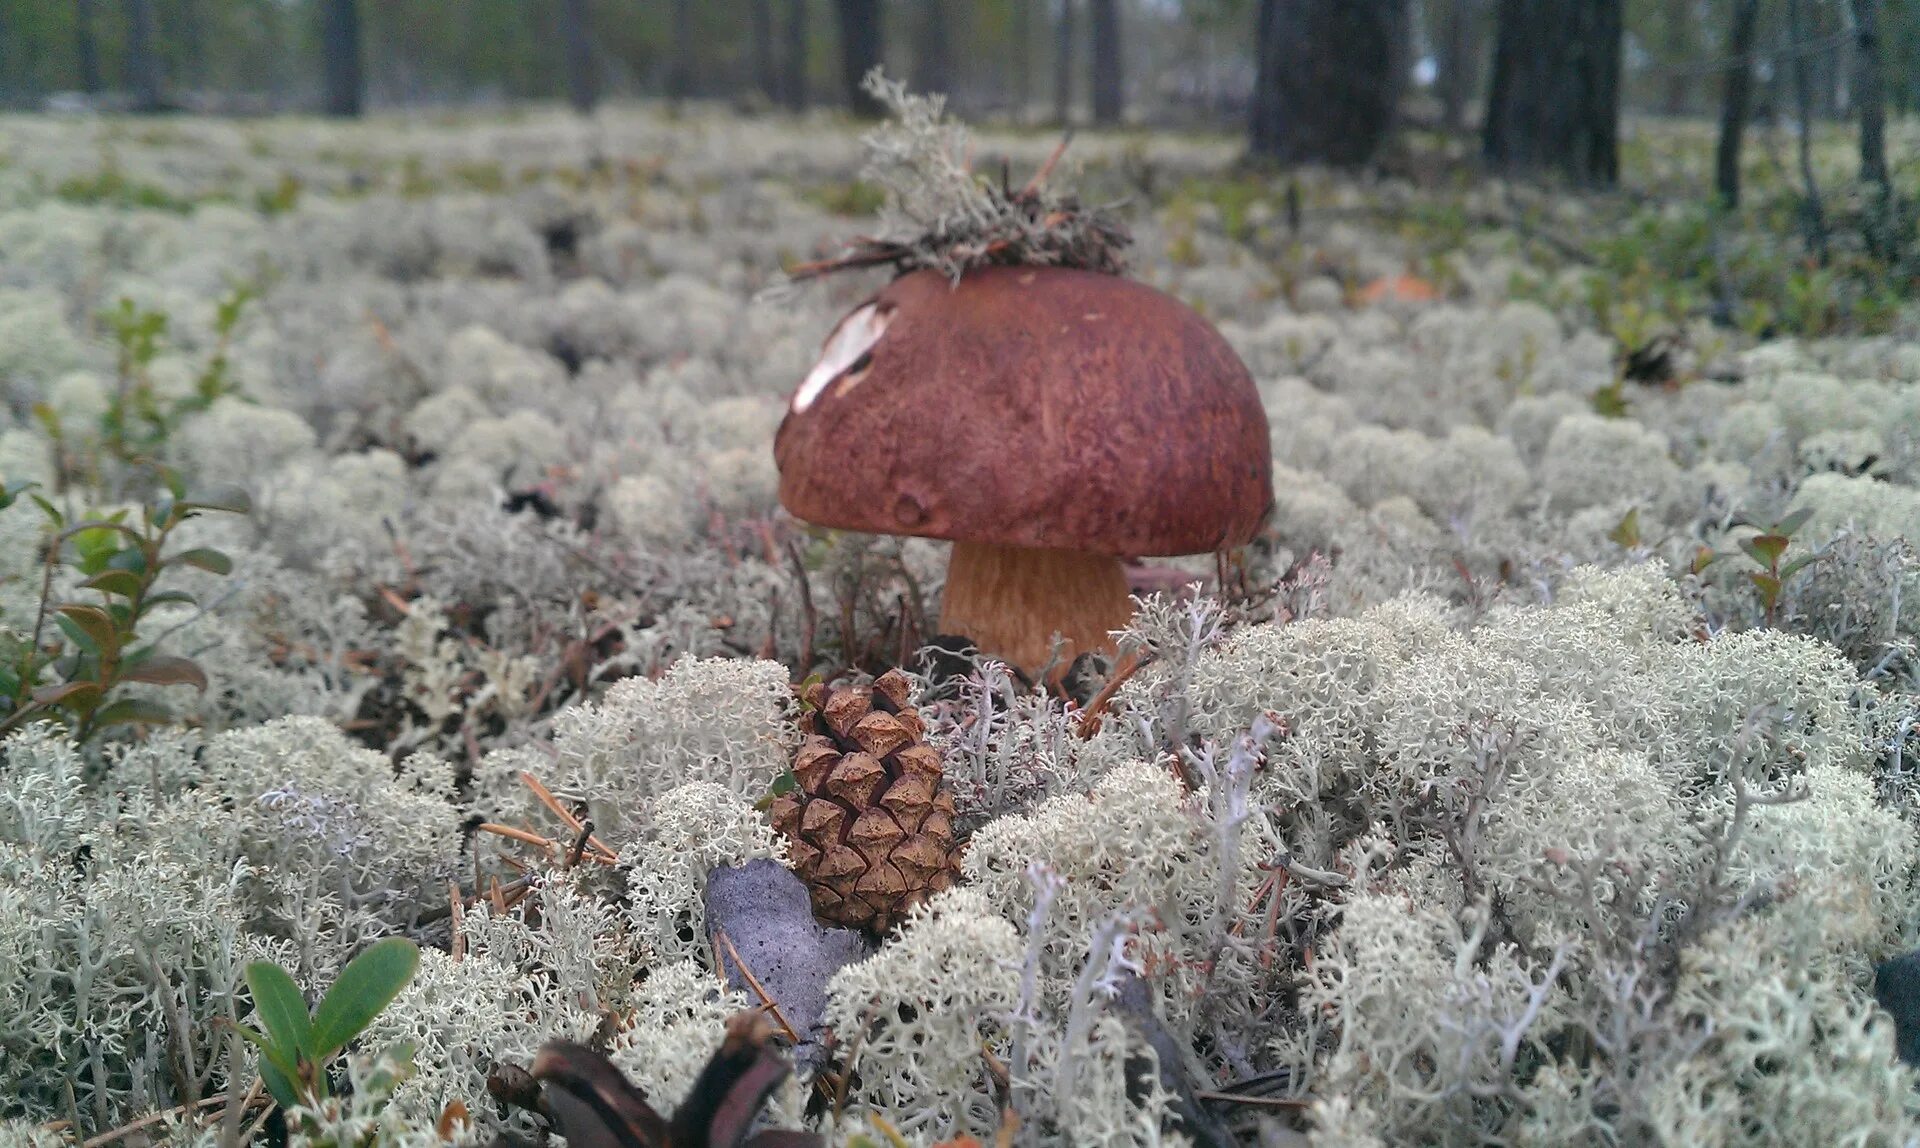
left=769, top=669, right=960, bottom=933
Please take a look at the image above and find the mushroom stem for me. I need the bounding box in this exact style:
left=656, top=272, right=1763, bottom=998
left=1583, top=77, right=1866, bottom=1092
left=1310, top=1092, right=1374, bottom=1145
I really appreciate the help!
left=938, top=541, right=1134, bottom=679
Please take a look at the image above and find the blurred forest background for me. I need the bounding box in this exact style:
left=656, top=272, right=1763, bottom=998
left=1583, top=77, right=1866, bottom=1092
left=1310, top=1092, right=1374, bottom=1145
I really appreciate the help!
left=1, top=1, right=1916, bottom=160
left=1, top=0, right=1915, bottom=334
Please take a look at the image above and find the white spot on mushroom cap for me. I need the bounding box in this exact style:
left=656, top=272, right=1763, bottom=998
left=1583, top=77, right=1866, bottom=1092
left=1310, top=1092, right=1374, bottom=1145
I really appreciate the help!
left=794, top=303, right=891, bottom=413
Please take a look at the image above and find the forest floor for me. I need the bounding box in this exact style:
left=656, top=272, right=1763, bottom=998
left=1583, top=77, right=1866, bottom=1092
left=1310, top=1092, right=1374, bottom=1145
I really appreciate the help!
left=1, top=103, right=1918, bottom=1146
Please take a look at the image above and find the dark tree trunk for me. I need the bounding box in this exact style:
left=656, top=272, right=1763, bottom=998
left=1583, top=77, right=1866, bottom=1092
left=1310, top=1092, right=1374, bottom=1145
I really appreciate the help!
left=1662, top=0, right=1692, bottom=114
left=179, top=0, right=206, bottom=85
left=784, top=0, right=808, bottom=110
left=561, top=0, right=598, bottom=113
left=123, top=0, right=164, bottom=112
left=1249, top=0, right=1406, bottom=167
left=1436, top=0, right=1478, bottom=134
left=1851, top=0, right=1889, bottom=190
left=835, top=0, right=883, bottom=116
left=1053, top=0, right=1075, bottom=124
left=1787, top=0, right=1829, bottom=260
left=1010, top=0, right=1031, bottom=119
left=912, top=0, right=950, bottom=96
left=668, top=0, right=695, bottom=102
left=1716, top=0, right=1762, bottom=207
left=752, top=0, right=778, bottom=102
left=76, top=0, right=103, bottom=93
left=320, top=0, right=361, bottom=116
left=0, top=8, right=11, bottom=104
left=1089, top=0, right=1122, bottom=124
left=1481, top=0, right=1622, bottom=186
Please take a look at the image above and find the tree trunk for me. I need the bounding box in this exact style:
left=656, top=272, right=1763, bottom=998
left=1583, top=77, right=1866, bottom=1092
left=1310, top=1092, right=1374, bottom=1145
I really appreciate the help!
left=751, top=0, right=778, bottom=102
left=1787, top=0, right=1829, bottom=261
left=0, top=7, right=11, bottom=105
left=835, top=0, right=883, bottom=116
left=1010, top=0, right=1031, bottom=120
left=1851, top=0, right=1889, bottom=190
left=123, top=0, right=164, bottom=112
left=1716, top=0, right=1762, bottom=207
left=1481, top=0, right=1623, bottom=186
left=668, top=0, right=695, bottom=102
left=76, top=0, right=103, bottom=94
left=1662, top=0, right=1692, bottom=114
left=561, top=0, right=598, bottom=113
left=784, top=0, right=808, bottom=110
left=1088, top=0, right=1121, bottom=124
left=1248, top=0, right=1406, bottom=167
left=319, top=0, right=361, bottom=116
left=1436, top=0, right=1478, bottom=134
left=912, top=0, right=951, bottom=96
left=179, top=0, right=206, bottom=87
left=1052, top=0, right=1075, bottom=125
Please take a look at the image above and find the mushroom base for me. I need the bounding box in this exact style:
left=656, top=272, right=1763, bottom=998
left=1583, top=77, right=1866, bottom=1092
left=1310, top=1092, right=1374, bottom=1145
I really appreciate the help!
left=938, top=541, right=1133, bottom=680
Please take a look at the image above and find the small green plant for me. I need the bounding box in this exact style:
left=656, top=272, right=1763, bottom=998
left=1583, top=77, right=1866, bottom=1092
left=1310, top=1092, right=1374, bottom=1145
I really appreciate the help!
left=804, top=178, right=887, bottom=217
left=1607, top=506, right=1643, bottom=549
left=54, top=160, right=195, bottom=213
left=255, top=171, right=303, bottom=216
left=38, top=289, right=253, bottom=496
left=233, top=937, right=421, bottom=1112
left=1692, top=506, right=1821, bottom=627
left=0, top=471, right=248, bottom=742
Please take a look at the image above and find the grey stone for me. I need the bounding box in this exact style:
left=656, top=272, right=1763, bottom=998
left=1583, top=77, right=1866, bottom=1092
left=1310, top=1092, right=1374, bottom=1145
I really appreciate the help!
left=703, top=859, right=872, bottom=1076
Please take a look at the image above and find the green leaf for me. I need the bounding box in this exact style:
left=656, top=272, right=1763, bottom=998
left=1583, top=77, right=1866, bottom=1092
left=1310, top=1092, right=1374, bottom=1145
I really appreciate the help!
left=81, top=570, right=145, bottom=600
left=91, top=699, right=175, bottom=728
left=141, top=590, right=198, bottom=610
left=178, top=491, right=252, bottom=516
left=309, top=938, right=420, bottom=1060
left=54, top=615, right=98, bottom=656
left=259, top=1058, right=300, bottom=1112
left=245, top=961, right=315, bottom=1060
left=233, top=1024, right=302, bottom=1109
left=1774, top=506, right=1816, bottom=537
left=1739, top=533, right=1791, bottom=569
left=1690, top=545, right=1720, bottom=576
left=29, top=681, right=100, bottom=712
left=28, top=494, right=64, bottom=528
left=1606, top=507, right=1641, bottom=549
left=1780, top=554, right=1821, bottom=581
left=1749, top=571, right=1783, bottom=607
left=170, top=548, right=234, bottom=576
left=55, top=606, right=118, bottom=657
left=106, top=547, right=149, bottom=575
left=120, top=655, right=208, bottom=691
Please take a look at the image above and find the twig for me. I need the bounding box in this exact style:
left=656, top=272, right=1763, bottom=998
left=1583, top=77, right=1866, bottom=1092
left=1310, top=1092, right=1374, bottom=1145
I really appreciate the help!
left=1193, top=1090, right=1311, bottom=1110
left=449, top=880, right=467, bottom=961
left=476, top=822, right=556, bottom=851
left=712, top=929, right=803, bottom=1045
left=1021, top=131, right=1075, bottom=196
left=517, top=772, right=618, bottom=863
left=563, top=820, right=594, bottom=869
left=1074, top=650, right=1149, bottom=738
left=784, top=539, right=818, bottom=676
left=418, top=873, right=537, bottom=926
left=81, top=1092, right=267, bottom=1148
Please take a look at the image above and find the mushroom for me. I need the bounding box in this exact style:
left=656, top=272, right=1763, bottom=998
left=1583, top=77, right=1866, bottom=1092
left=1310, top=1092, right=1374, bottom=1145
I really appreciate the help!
left=775, top=265, right=1272, bottom=678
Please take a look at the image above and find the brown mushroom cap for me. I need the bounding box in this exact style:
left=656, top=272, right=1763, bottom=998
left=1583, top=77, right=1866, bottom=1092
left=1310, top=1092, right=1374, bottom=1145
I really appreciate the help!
left=775, top=266, right=1272, bottom=557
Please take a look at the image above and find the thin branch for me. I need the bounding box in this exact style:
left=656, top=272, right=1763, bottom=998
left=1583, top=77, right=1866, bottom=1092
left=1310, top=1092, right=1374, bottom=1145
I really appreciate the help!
left=713, top=928, right=803, bottom=1045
